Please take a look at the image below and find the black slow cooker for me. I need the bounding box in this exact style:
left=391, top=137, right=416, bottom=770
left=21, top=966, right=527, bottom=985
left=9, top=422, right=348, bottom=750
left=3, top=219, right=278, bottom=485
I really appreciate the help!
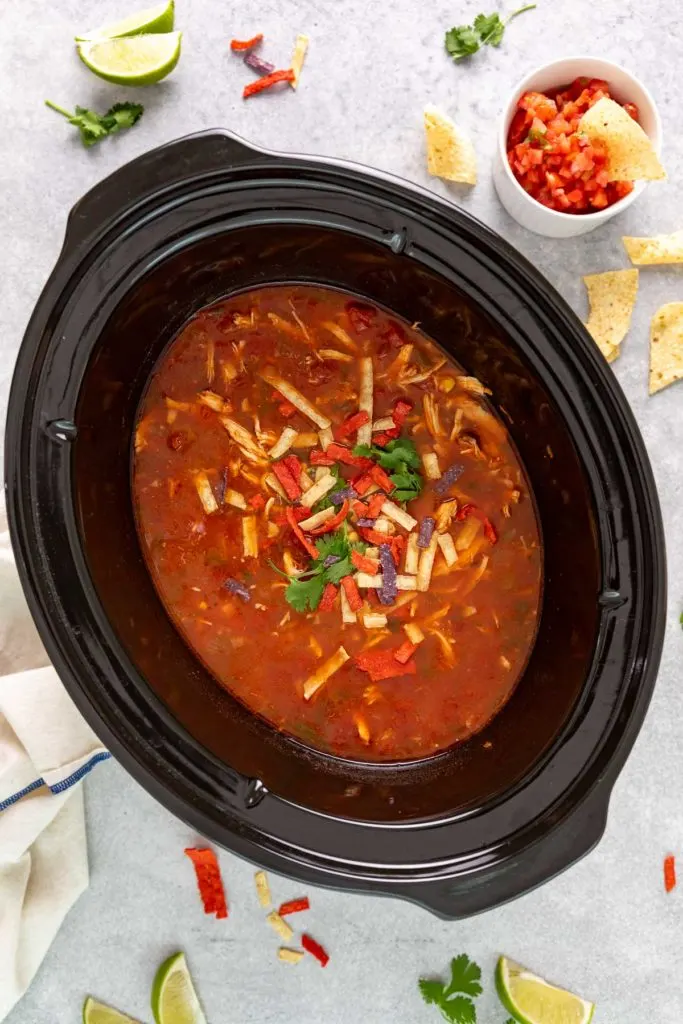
left=4, top=131, right=666, bottom=917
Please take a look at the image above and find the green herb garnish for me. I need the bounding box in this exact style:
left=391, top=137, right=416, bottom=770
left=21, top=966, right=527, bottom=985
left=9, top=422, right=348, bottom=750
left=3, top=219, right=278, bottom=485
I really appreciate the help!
left=45, top=99, right=144, bottom=147
left=445, top=4, right=536, bottom=62
left=354, top=437, right=423, bottom=503
left=274, top=528, right=362, bottom=613
left=419, top=954, right=483, bottom=1023
left=283, top=572, right=326, bottom=614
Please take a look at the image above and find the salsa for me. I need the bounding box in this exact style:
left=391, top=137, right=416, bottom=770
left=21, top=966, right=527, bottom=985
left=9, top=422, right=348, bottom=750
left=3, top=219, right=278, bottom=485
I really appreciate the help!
left=507, top=77, right=638, bottom=213
left=133, top=285, right=542, bottom=762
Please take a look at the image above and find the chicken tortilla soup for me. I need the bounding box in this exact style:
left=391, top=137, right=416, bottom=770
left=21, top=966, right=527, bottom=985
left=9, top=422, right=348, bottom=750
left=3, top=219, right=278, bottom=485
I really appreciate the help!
left=133, top=285, right=542, bottom=762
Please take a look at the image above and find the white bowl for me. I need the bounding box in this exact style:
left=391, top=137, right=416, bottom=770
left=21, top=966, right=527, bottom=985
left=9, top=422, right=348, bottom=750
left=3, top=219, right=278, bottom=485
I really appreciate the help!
left=493, top=56, right=662, bottom=238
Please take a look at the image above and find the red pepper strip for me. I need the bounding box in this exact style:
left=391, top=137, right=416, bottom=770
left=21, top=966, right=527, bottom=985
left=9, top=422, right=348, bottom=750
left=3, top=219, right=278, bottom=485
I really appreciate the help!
left=355, top=648, right=417, bottom=682
left=319, top=583, right=338, bottom=612
left=341, top=575, right=363, bottom=612
left=310, top=448, right=336, bottom=466
left=359, top=526, right=396, bottom=547
left=286, top=506, right=318, bottom=559
left=282, top=454, right=302, bottom=479
left=184, top=848, right=228, bottom=919
left=279, top=896, right=311, bottom=916
left=392, top=397, right=413, bottom=427
left=334, top=410, right=370, bottom=441
left=326, top=442, right=373, bottom=468
left=243, top=68, right=295, bottom=99
left=389, top=535, right=405, bottom=567
left=482, top=517, right=498, bottom=545
left=248, top=494, right=266, bottom=509
left=272, top=460, right=302, bottom=501
left=230, top=33, right=264, bottom=50
left=353, top=471, right=375, bottom=495
left=394, top=640, right=417, bottom=665
left=456, top=504, right=498, bottom=544
left=370, top=464, right=394, bottom=492
left=352, top=499, right=368, bottom=516
left=310, top=500, right=350, bottom=535
left=302, top=933, right=329, bottom=967
left=367, top=493, right=386, bottom=518
left=351, top=550, right=380, bottom=574
left=373, top=429, right=400, bottom=447
left=665, top=855, right=677, bottom=893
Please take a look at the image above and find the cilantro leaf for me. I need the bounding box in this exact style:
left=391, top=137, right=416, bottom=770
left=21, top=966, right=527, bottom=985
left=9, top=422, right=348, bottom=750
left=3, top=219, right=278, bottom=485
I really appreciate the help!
left=473, top=12, right=504, bottom=45
left=45, top=99, right=144, bottom=147
left=375, top=437, right=422, bottom=471
left=324, top=555, right=353, bottom=584
left=446, top=954, right=483, bottom=999
left=315, top=529, right=349, bottom=561
left=445, top=24, right=480, bottom=60
left=419, top=980, right=445, bottom=1005
left=444, top=4, right=536, bottom=62
left=284, top=572, right=325, bottom=613
left=354, top=438, right=423, bottom=504
left=439, top=995, right=477, bottom=1024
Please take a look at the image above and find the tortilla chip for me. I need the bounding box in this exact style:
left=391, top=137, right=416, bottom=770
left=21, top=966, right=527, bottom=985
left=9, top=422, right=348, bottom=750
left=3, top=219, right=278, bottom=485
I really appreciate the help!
left=649, top=302, right=683, bottom=394
left=289, top=33, right=309, bottom=89
left=623, top=230, right=683, bottom=265
left=424, top=106, right=477, bottom=185
left=583, top=269, right=639, bottom=362
left=579, top=98, right=665, bottom=182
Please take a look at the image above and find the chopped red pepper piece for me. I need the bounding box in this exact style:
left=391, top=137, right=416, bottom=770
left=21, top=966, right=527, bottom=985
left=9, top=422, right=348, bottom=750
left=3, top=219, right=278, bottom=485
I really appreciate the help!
left=394, top=639, right=417, bottom=665
left=355, top=648, right=417, bottom=682
left=665, top=855, right=677, bottom=893
left=279, top=896, right=311, bottom=916
left=359, top=526, right=396, bottom=547
left=272, top=460, right=302, bottom=501
left=248, top=493, right=266, bottom=509
left=351, top=550, right=380, bottom=574
left=370, top=464, right=394, bottom=492
left=352, top=499, right=369, bottom=516
left=184, top=848, right=228, bottom=919
left=353, top=470, right=375, bottom=495
left=286, top=506, right=318, bottom=559
left=326, top=442, right=373, bottom=468
left=243, top=68, right=295, bottom=99
left=319, top=583, right=338, bottom=612
left=366, top=493, right=386, bottom=518
left=392, top=397, right=413, bottom=427
left=310, top=448, right=336, bottom=466
left=302, top=933, right=329, bottom=967
left=341, top=575, right=363, bottom=612
left=373, top=429, right=400, bottom=447
left=310, top=500, right=350, bottom=535
left=230, top=33, right=264, bottom=50
left=334, top=410, right=370, bottom=441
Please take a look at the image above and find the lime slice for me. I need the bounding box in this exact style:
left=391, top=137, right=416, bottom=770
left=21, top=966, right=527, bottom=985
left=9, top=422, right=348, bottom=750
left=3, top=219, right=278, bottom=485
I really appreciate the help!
left=76, top=1, right=175, bottom=41
left=77, top=32, right=182, bottom=86
left=151, top=952, right=207, bottom=1024
left=496, top=957, right=595, bottom=1024
left=83, top=996, right=142, bottom=1024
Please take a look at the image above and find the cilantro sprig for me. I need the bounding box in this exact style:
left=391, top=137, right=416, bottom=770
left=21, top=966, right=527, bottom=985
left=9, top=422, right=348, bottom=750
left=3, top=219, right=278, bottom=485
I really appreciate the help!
left=353, top=437, right=423, bottom=503
left=419, top=954, right=483, bottom=1023
left=270, top=528, right=362, bottom=614
left=45, top=99, right=144, bottom=147
left=445, top=4, right=536, bottom=62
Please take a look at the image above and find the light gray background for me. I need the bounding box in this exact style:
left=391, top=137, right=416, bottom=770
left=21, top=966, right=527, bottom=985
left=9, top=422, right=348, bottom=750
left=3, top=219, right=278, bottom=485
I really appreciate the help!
left=2, top=0, right=683, bottom=1021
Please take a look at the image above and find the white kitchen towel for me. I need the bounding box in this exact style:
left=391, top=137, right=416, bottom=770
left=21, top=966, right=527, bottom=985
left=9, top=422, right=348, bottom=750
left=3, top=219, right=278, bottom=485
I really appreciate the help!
left=0, top=496, right=110, bottom=1021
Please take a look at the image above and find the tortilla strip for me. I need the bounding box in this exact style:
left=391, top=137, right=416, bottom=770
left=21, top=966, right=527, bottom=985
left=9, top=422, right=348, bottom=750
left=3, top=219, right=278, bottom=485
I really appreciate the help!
left=649, top=302, right=683, bottom=394
left=303, top=646, right=350, bottom=700
left=404, top=532, right=420, bottom=575
left=267, top=911, right=293, bottom=942
left=220, top=416, right=268, bottom=460
left=417, top=534, right=438, bottom=592
left=292, top=432, right=319, bottom=448
left=380, top=500, right=418, bottom=532
left=583, top=269, right=639, bottom=362
left=318, top=425, right=334, bottom=451
left=254, top=870, right=271, bottom=908
left=289, top=33, right=309, bottom=89
left=269, top=426, right=298, bottom=460
left=623, top=230, right=683, bottom=265
left=300, top=472, right=336, bottom=509
left=321, top=321, right=358, bottom=352
left=437, top=532, right=458, bottom=567
left=224, top=488, right=247, bottom=510
left=373, top=417, right=395, bottom=431
left=363, top=612, right=388, bottom=629
left=197, top=389, right=229, bottom=412
left=357, top=357, right=374, bottom=446
left=319, top=348, right=353, bottom=362
left=242, top=516, right=258, bottom=558
left=404, top=622, right=425, bottom=644
left=298, top=506, right=336, bottom=531
left=260, top=371, right=331, bottom=429
left=340, top=586, right=356, bottom=624
left=194, top=471, right=218, bottom=514
left=422, top=451, right=442, bottom=480
left=264, top=472, right=287, bottom=499
left=356, top=573, right=417, bottom=591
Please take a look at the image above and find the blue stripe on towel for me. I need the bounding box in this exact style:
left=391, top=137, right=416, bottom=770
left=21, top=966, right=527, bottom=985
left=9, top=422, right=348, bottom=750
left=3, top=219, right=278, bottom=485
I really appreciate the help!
left=0, top=751, right=112, bottom=812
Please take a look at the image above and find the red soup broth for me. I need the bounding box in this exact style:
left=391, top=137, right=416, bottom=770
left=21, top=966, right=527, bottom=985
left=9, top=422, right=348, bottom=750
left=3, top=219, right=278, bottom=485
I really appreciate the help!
left=133, top=285, right=542, bottom=762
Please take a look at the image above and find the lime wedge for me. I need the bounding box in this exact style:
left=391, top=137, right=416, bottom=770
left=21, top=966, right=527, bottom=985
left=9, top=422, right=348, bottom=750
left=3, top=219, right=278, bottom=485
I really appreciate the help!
left=83, top=997, right=142, bottom=1024
left=151, top=952, right=207, bottom=1024
left=76, top=1, right=175, bottom=41
left=77, top=32, right=181, bottom=86
left=496, top=957, right=595, bottom=1024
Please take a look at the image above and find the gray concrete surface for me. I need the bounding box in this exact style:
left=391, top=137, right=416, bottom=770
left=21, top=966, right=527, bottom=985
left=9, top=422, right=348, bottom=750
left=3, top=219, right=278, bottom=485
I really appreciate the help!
left=2, top=0, right=683, bottom=1020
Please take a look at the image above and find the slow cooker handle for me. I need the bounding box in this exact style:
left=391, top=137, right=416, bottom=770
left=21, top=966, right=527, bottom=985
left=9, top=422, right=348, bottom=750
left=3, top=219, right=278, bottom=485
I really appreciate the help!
left=402, top=790, right=610, bottom=920
left=62, top=130, right=270, bottom=256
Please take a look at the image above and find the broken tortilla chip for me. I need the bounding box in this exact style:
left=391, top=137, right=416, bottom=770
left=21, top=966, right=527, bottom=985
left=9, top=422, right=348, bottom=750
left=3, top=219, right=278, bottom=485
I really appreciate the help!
left=623, top=230, right=683, bottom=265
left=579, top=98, right=665, bottom=182
left=583, top=269, right=639, bottom=362
left=424, top=105, right=477, bottom=185
left=649, top=302, right=683, bottom=394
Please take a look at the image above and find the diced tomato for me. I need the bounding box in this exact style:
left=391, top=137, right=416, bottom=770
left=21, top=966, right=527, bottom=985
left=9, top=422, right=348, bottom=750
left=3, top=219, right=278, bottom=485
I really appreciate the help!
left=394, top=640, right=417, bottom=665
left=355, top=648, right=417, bottom=682
left=309, top=500, right=350, bottom=535
left=392, top=398, right=413, bottom=428
left=248, top=494, right=266, bottom=509
left=623, top=102, right=639, bottom=121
